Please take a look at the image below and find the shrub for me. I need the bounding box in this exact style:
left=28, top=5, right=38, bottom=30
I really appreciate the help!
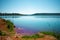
left=41, top=32, right=55, bottom=36
left=6, top=20, right=14, bottom=32
left=0, top=30, right=7, bottom=36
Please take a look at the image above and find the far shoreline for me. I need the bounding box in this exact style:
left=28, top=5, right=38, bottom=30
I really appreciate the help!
left=0, top=13, right=60, bottom=16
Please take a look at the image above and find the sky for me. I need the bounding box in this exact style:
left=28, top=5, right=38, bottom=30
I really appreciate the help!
left=0, top=0, right=60, bottom=14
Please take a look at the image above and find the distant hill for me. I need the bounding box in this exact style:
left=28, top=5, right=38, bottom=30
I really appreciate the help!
left=0, top=13, right=60, bottom=16
left=0, top=13, right=24, bottom=16
left=33, top=13, right=60, bottom=15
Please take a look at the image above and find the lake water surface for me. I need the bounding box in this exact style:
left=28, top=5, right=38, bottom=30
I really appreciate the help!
left=0, top=15, right=60, bottom=34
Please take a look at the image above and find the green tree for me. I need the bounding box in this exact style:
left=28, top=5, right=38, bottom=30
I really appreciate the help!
left=6, top=20, right=14, bottom=32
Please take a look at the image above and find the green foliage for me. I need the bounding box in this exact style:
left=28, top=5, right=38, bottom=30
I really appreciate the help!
left=22, top=34, right=44, bottom=39
left=0, top=30, right=7, bottom=36
left=31, top=34, right=44, bottom=38
left=22, top=35, right=31, bottom=38
left=41, top=32, right=55, bottom=36
left=6, top=20, right=14, bottom=32
left=31, top=34, right=40, bottom=38
left=22, top=35, right=31, bottom=40
left=54, top=34, right=60, bottom=40
left=41, top=32, right=60, bottom=40
left=39, top=35, right=44, bottom=38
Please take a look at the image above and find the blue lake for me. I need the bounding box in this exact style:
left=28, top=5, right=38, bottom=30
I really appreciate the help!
left=0, top=15, right=60, bottom=34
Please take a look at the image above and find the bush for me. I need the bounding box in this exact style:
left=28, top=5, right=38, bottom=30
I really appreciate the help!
left=41, top=32, right=55, bottom=36
left=31, top=34, right=44, bottom=38
left=0, top=30, right=7, bottom=36
left=6, top=20, right=14, bottom=32
left=22, top=34, right=44, bottom=39
left=54, top=34, right=60, bottom=40
left=22, top=35, right=31, bottom=38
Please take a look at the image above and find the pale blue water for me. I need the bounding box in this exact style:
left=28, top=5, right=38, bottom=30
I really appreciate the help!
left=0, top=15, right=60, bottom=34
